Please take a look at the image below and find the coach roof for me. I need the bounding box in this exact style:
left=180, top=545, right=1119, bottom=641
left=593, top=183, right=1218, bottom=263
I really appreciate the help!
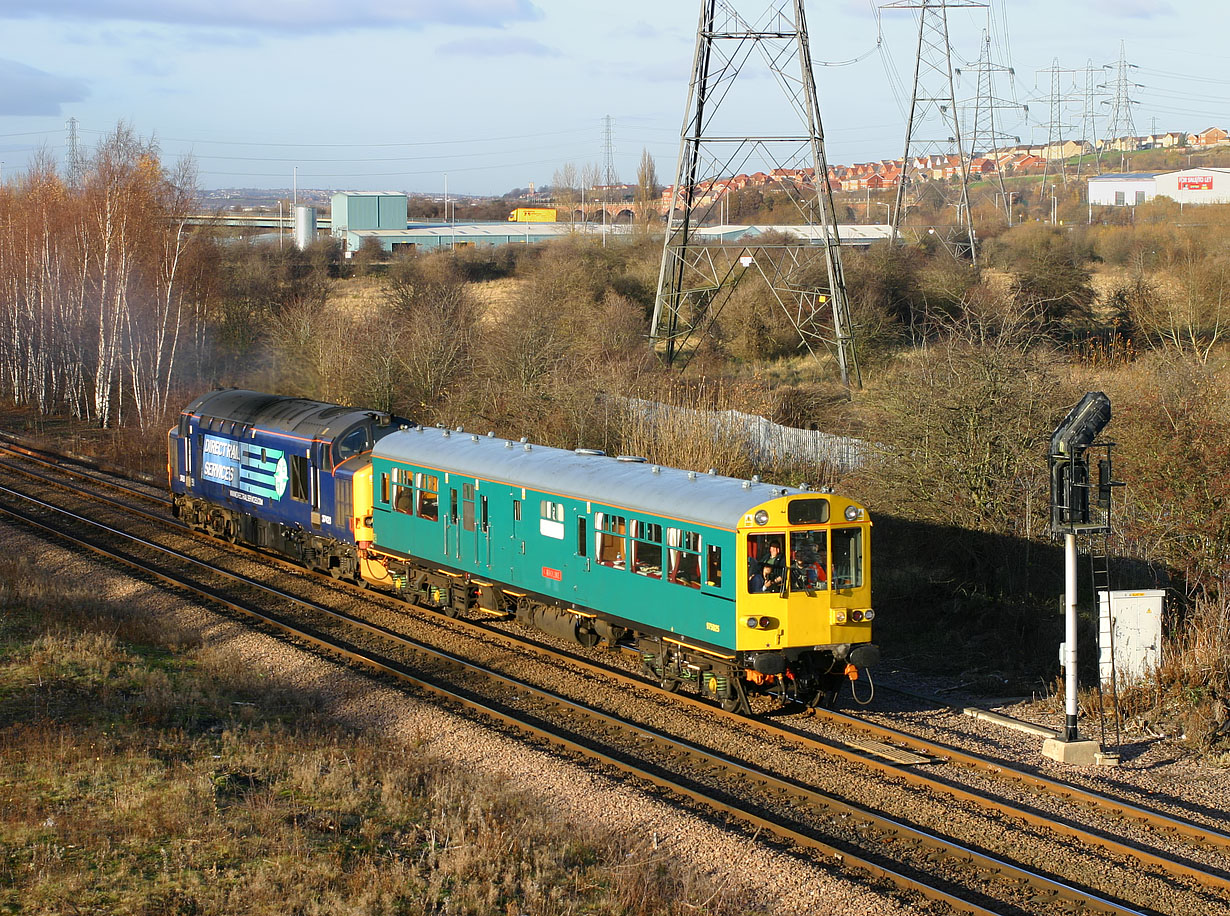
left=374, top=426, right=809, bottom=530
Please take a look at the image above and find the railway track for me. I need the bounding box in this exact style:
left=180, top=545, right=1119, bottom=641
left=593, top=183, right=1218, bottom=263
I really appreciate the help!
left=1, top=438, right=1227, bottom=915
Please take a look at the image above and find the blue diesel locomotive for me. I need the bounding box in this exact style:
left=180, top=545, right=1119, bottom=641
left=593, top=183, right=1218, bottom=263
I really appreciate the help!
left=168, top=390, right=878, bottom=711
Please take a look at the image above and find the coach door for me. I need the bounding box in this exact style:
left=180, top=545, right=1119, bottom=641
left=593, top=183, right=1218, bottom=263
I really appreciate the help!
left=461, top=484, right=487, bottom=569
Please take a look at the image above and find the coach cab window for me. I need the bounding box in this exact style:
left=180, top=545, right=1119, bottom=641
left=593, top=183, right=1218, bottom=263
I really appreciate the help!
left=594, top=513, right=626, bottom=568
left=746, top=533, right=786, bottom=594
left=830, top=527, right=863, bottom=590
left=789, top=530, right=828, bottom=591
left=334, top=425, right=369, bottom=464
left=415, top=473, right=439, bottom=522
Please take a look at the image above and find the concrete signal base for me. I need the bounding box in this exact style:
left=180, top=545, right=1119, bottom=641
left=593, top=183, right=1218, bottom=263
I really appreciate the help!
left=1042, top=737, right=1119, bottom=766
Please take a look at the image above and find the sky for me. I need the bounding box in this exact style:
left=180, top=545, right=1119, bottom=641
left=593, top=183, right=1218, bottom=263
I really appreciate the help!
left=0, top=0, right=1228, bottom=197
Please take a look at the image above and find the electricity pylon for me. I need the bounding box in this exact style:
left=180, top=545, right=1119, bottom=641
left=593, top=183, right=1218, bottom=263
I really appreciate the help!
left=960, top=27, right=1024, bottom=223
left=1100, top=42, right=1141, bottom=170
left=649, top=0, right=859, bottom=387
left=884, top=0, right=983, bottom=264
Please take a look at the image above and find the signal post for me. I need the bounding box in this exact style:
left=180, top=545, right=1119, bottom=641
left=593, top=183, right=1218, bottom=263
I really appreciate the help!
left=1044, top=392, right=1121, bottom=767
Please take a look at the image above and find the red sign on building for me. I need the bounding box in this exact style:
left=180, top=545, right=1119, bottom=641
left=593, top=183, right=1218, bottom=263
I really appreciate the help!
left=1179, top=176, right=1214, bottom=190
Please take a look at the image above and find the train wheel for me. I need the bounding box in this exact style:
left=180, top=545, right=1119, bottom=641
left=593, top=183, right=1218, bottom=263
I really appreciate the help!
left=659, top=676, right=680, bottom=693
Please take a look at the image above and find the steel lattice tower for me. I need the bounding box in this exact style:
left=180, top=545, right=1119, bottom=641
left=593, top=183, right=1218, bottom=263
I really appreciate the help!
left=649, top=0, right=858, bottom=387
left=1036, top=58, right=1078, bottom=194
left=1075, top=61, right=1103, bottom=178
left=884, top=0, right=982, bottom=264
left=1101, top=42, right=1141, bottom=170
left=65, top=117, right=84, bottom=188
left=961, top=27, right=1023, bottom=223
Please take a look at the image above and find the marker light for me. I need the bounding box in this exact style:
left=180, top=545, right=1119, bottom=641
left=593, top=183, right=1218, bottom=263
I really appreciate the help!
left=759, top=616, right=773, bottom=629
left=850, top=610, right=864, bottom=622
left=746, top=617, right=760, bottom=629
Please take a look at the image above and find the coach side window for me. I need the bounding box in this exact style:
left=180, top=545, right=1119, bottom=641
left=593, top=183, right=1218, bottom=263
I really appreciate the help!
left=594, top=512, right=626, bottom=568
left=415, top=473, right=439, bottom=522
left=667, top=528, right=702, bottom=589
left=392, top=468, right=413, bottom=514
left=631, top=520, right=663, bottom=579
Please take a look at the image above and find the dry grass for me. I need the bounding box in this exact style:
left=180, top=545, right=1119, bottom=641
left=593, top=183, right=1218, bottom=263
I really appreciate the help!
left=0, top=558, right=758, bottom=915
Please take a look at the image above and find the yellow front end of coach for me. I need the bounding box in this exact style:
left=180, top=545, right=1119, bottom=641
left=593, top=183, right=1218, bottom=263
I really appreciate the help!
left=734, top=493, right=873, bottom=653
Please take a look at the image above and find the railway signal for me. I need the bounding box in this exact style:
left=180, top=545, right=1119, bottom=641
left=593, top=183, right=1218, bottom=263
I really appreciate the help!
left=1045, top=391, right=1121, bottom=765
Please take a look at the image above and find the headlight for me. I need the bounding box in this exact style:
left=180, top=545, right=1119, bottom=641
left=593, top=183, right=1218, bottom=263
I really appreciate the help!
left=833, top=609, right=847, bottom=624
left=754, top=509, right=769, bottom=526
left=844, top=505, right=861, bottom=521
left=863, top=609, right=875, bottom=621
left=746, top=617, right=760, bottom=629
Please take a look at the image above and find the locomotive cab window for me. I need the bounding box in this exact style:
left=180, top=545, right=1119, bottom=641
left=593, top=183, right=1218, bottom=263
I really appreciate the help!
left=830, top=527, right=863, bottom=589
left=335, top=426, right=368, bottom=464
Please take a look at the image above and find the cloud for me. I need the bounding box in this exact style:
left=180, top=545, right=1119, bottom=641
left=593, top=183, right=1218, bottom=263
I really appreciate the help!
left=0, top=0, right=544, bottom=32
left=0, top=58, right=88, bottom=114
left=436, top=35, right=560, bottom=58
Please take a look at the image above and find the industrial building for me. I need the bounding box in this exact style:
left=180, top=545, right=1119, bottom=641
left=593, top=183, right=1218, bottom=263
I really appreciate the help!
left=331, top=192, right=409, bottom=234
left=1087, top=173, right=1160, bottom=207
left=1088, top=168, right=1230, bottom=207
left=1154, top=168, right=1230, bottom=205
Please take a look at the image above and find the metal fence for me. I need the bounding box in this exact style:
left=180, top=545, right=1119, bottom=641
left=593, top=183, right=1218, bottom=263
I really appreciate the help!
left=624, top=398, right=867, bottom=473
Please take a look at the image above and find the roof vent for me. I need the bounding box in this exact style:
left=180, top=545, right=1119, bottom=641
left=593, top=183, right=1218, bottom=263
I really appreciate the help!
left=652, top=465, right=660, bottom=474
left=688, top=471, right=696, bottom=480
left=505, top=441, right=513, bottom=449
left=471, top=435, right=479, bottom=442
left=575, top=448, right=605, bottom=456
left=798, top=483, right=810, bottom=492
left=742, top=480, right=751, bottom=489
left=487, top=431, right=494, bottom=437
left=520, top=436, right=529, bottom=444
left=523, top=443, right=532, bottom=451
left=708, top=468, right=717, bottom=475
left=455, top=426, right=464, bottom=433
left=615, top=455, right=647, bottom=463
left=442, top=429, right=451, bottom=438
left=751, top=474, right=761, bottom=483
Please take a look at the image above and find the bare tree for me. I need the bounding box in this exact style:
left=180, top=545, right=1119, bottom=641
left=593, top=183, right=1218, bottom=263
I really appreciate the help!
left=551, top=162, right=580, bottom=222
left=634, top=148, right=660, bottom=227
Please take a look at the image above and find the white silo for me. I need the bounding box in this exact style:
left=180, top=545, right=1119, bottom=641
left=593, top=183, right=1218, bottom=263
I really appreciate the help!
left=293, top=205, right=318, bottom=250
